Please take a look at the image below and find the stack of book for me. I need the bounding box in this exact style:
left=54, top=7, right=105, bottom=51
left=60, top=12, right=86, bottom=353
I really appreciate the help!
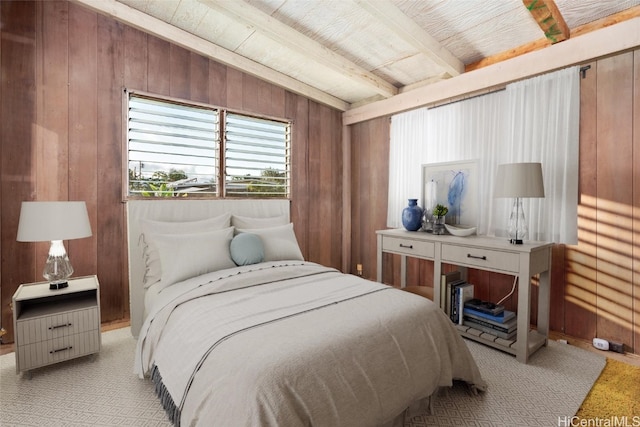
left=463, top=298, right=517, bottom=340
left=441, top=271, right=474, bottom=324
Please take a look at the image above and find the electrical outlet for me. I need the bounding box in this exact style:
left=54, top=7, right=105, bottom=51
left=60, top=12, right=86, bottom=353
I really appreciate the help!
left=609, top=341, right=624, bottom=353
left=592, top=338, right=609, bottom=351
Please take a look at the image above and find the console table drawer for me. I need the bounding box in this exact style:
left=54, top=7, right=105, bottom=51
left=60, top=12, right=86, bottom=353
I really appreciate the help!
left=382, top=236, right=435, bottom=258
left=442, top=244, right=519, bottom=273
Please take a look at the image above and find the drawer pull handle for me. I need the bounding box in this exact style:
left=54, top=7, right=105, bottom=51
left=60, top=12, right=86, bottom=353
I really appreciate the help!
left=399, top=244, right=413, bottom=249
left=467, top=254, right=487, bottom=260
left=50, top=346, right=72, bottom=354
left=49, top=323, right=72, bottom=330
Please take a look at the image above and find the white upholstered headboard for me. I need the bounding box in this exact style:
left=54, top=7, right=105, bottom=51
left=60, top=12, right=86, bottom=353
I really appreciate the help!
left=126, top=199, right=290, bottom=338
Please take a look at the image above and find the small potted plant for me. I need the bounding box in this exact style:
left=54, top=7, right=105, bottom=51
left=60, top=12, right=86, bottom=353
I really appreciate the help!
left=432, top=204, right=448, bottom=235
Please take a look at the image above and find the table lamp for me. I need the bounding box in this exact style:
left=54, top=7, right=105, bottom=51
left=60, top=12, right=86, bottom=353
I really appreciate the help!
left=17, top=201, right=92, bottom=290
left=494, top=163, right=544, bottom=244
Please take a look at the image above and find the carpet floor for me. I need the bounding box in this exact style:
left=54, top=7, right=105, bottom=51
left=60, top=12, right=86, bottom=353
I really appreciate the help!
left=0, top=327, right=605, bottom=426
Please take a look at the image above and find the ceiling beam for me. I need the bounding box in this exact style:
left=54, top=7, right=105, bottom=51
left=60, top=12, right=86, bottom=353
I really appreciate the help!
left=466, top=6, right=640, bottom=72
left=465, top=38, right=550, bottom=72
left=523, top=0, right=569, bottom=43
left=571, top=4, right=640, bottom=38
left=72, top=0, right=350, bottom=111
left=198, top=0, right=398, bottom=99
left=344, top=17, right=640, bottom=125
left=354, top=0, right=464, bottom=77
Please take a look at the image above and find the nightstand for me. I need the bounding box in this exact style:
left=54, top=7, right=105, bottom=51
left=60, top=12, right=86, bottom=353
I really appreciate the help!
left=12, top=275, right=101, bottom=375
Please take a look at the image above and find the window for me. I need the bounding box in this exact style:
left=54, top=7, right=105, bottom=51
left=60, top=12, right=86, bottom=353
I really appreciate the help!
left=127, top=93, right=291, bottom=198
left=224, top=113, right=290, bottom=197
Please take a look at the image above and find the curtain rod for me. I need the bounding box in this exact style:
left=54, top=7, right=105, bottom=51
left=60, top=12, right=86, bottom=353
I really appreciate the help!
left=427, top=87, right=506, bottom=110
left=430, top=66, right=588, bottom=110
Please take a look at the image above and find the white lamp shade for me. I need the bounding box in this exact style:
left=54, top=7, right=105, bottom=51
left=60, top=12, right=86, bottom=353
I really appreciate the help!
left=494, top=163, right=545, bottom=198
left=17, top=201, right=92, bottom=242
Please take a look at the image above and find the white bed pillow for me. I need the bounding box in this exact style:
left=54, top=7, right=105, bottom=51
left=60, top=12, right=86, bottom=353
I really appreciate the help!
left=237, top=223, right=304, bottom=261
left=140, top=213, right=231, bottom=288
left=231, top=214, right=288, bottom=230
left=152, top=227, right=236, bottom=290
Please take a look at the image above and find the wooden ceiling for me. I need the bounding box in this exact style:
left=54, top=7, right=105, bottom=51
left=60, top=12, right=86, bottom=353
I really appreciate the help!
left=80, top=0, right=640, bottom=111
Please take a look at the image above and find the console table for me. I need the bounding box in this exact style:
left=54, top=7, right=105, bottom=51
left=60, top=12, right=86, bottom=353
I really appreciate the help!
left=376, top=228, right=552, bottom=363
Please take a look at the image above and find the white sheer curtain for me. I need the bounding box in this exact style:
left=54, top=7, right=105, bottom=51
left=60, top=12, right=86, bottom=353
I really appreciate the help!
left=388, top=90, right=507, bottom=234
left=388, top=66, right=579, bottom=244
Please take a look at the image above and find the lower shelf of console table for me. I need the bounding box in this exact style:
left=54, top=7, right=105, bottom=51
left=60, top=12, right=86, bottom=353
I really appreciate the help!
left=455, top=324, right=547, bottom=357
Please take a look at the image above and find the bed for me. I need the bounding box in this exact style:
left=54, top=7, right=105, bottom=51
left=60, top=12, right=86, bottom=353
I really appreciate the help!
left=127, top=200, right=486, bottom=427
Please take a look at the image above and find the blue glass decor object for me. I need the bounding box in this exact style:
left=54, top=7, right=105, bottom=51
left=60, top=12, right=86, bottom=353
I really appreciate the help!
left=402, top=199, right=424, bottom=231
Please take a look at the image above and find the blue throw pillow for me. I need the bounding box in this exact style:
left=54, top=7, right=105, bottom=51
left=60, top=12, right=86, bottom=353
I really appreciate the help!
left=230, top=233, right=265, bottom=266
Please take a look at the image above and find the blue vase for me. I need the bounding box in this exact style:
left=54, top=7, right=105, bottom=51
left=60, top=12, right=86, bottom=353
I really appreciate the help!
left=402, top=199, right=424, bottom=231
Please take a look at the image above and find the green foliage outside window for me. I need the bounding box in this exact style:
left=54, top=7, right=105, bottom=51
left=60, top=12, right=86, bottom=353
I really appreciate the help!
left=129, top=167, right=287, bottom=198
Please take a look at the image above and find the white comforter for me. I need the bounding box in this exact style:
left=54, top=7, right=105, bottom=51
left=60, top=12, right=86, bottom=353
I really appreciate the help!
left=135, top=261, right=486, bottom=427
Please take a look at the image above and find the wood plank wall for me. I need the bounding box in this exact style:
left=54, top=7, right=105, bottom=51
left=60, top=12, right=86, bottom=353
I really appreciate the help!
left=0, top=1, right=343, bottom=342
left=350, top=49, right=640, bottom=355
left=2, top=0, right=638, bottom=356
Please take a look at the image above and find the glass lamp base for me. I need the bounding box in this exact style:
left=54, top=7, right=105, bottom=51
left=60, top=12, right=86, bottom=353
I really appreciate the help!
left=43, top=240, right=74, bottom=291
left=507, top=198, right=527, bottom=245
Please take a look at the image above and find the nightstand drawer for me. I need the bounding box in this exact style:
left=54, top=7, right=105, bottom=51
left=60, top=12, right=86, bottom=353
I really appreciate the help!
left=17, top=331, right=101, bottom=371
left=382, top=236, right=435, bottom=258
left=442, top=244, right=519, bottom=273
left=15, top=306, right=100, bottom=345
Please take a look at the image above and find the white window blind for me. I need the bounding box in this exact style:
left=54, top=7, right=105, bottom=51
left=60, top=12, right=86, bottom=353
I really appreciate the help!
left=224, top=113, right=291, bottom=198
left=127, top=93, right=291, bottom=198
left=128, top=95, right=219, bottom=196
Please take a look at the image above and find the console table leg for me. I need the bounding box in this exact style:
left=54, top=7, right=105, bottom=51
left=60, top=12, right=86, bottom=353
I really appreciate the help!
left=537, top=270, right=551, bottom=339
left=433, top=253, right=442, bottom=309
left=516, top=270, right=532, bottom=363
left=376, top=234, right=383, bottom=282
